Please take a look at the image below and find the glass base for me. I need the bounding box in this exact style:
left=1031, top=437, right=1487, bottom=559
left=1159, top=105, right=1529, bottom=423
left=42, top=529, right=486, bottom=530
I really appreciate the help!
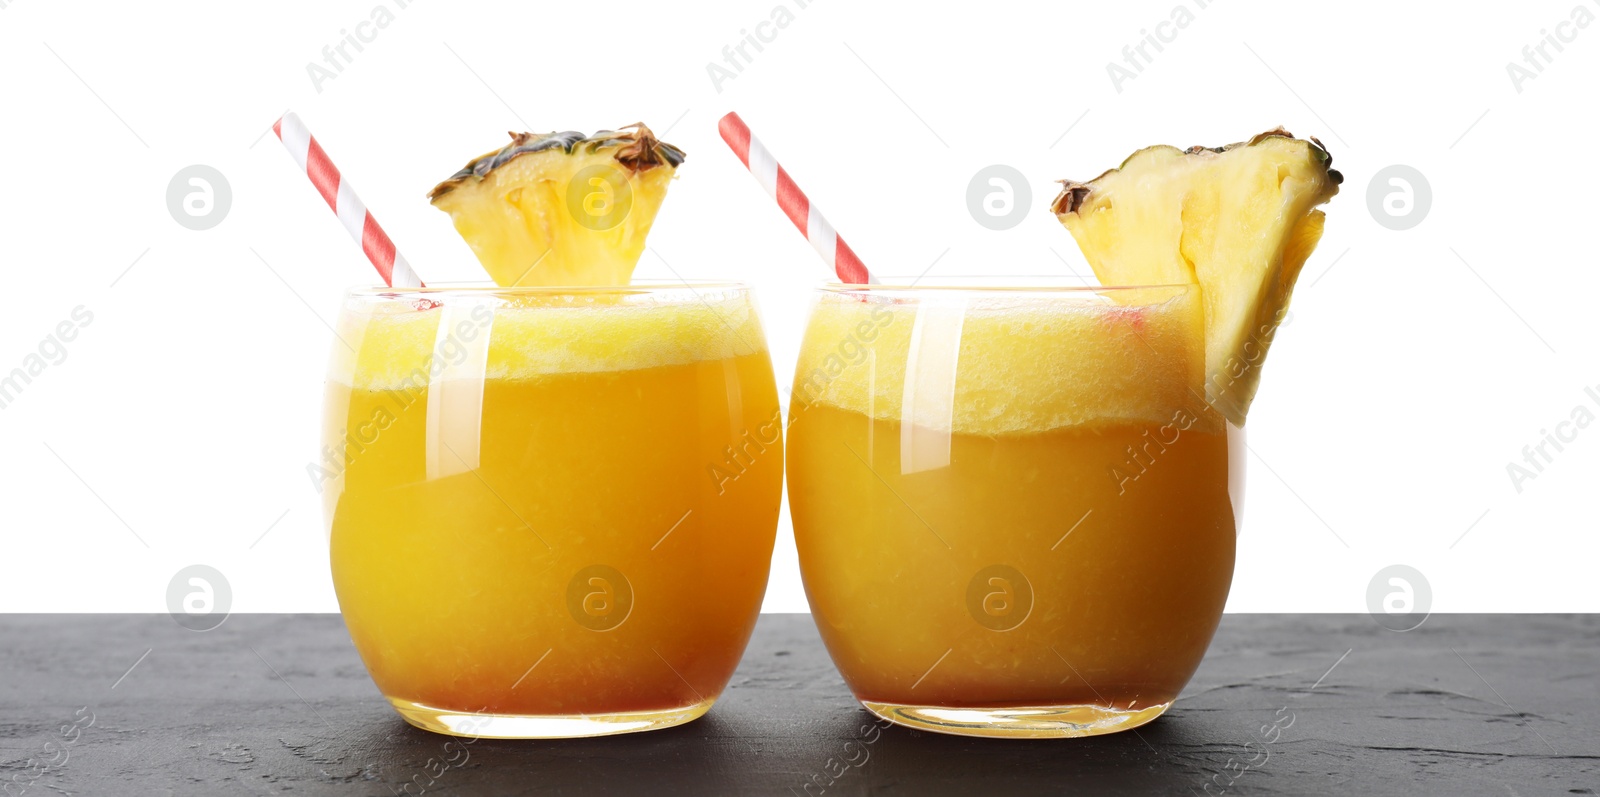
left=387, top=696, right=716, bottom=739
left=860, top=699, right=1171, bottom=739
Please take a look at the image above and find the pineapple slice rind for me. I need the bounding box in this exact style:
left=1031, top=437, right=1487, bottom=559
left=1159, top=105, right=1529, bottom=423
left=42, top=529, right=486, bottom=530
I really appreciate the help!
left=430, top=125, right=684, bottom=288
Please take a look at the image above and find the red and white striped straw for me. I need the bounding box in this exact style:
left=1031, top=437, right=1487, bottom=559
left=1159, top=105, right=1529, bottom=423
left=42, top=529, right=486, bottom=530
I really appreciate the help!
left=718, top=112, right=874, bottom=285
left=273, top=112, right=423, bottom=289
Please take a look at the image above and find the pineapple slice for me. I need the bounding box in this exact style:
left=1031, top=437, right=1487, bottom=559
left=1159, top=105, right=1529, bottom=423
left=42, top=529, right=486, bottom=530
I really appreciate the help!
left=1051, top=129, right=1341, bottom=425
left=430, top=124, right=684, bottom=287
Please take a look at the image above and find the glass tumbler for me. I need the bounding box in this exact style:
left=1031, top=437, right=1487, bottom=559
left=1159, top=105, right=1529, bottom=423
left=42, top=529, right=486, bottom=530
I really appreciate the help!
left=321, top=282, right=783, bottom=738
left=786, top=283, right=1243, bottom=738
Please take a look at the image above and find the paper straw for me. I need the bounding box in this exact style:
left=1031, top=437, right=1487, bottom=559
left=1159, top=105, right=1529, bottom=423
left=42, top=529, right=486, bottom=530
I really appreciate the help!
left=273, top=112, right=423, bottom=288
left=718, top=112, right=874, bottom=285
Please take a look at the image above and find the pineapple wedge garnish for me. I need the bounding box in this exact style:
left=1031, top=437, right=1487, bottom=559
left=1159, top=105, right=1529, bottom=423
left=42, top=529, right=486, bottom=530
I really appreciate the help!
left=430, top=124, right=684, bottom=287
left=1052, top=128, right=1341, bottom=426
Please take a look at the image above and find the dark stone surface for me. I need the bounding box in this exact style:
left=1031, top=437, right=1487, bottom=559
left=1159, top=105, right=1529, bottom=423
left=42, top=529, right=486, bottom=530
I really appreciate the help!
left=0, top=614, right=1596, bottom=796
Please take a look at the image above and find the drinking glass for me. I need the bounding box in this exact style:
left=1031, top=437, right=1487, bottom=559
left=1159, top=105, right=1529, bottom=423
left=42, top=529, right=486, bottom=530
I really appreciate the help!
left=322, top=282, right=783, bottom=738
left=787, top=282, right=1243, bottom=738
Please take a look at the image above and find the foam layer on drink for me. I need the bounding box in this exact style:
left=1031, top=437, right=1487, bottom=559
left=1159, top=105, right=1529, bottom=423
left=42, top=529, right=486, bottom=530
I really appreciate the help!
left=331, top=292, right=766, bottom=390
left=793, top=288, right=1215, bottom=436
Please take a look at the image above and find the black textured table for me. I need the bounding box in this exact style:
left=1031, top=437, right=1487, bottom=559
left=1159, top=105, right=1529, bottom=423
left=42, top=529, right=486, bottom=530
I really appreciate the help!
left=1, top=615, right=1595, bottom=795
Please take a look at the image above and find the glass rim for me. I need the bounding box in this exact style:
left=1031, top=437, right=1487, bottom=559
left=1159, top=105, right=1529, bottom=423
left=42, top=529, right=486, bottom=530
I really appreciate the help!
left=345, top=279, right=751, bottom=298
left=816, top=281, right=1193, bottom=296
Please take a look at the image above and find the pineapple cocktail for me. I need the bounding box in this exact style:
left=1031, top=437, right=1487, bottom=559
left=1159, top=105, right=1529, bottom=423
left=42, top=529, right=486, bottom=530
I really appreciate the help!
left=324, top=125, right=784, bottom=738
left=787, top=130, right=1340, bottom=738
left=791, top=285, right=1236, bottom=736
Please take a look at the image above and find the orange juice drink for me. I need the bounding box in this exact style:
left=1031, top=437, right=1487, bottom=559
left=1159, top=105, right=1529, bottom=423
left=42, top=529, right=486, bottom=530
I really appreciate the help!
left=787, top=285, right=1241, bottom=738
left=322, top=284, right=782, bottom=738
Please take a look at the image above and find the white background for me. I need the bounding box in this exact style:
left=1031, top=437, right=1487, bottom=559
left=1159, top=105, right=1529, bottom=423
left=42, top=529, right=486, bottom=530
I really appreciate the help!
left=0, top=0, right=1595, bottom=613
